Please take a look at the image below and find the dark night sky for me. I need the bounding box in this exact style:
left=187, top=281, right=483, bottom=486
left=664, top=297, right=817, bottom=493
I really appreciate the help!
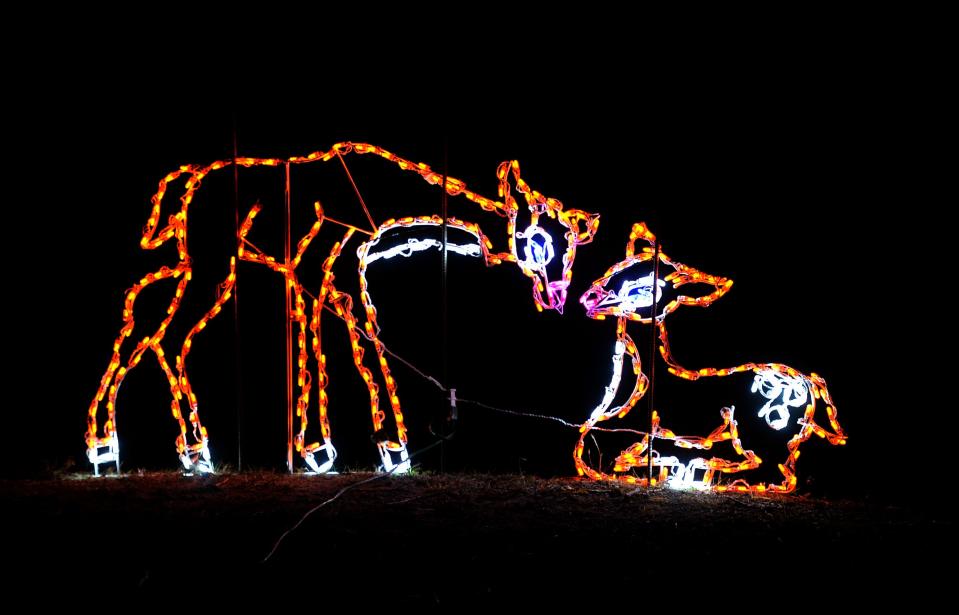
left=16, top=43, right=945, bottom=502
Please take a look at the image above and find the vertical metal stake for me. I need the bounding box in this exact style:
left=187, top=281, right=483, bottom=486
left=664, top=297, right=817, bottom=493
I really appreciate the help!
left=232, top=114, right=243, bottom=472
left=440, top=138, right=449, bottom=472
left=284, top=162, right=294, bottom=474
left=647, top=241, right=661, bottom=488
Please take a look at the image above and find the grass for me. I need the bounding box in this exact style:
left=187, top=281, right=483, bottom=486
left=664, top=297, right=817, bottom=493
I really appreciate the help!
left=0, top=471, right=951, bottom=603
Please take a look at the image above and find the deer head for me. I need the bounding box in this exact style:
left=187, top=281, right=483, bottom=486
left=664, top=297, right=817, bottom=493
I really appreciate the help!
left=580, top=222, right=733, bottom=322
left=499, top=160, right=599, bottom=313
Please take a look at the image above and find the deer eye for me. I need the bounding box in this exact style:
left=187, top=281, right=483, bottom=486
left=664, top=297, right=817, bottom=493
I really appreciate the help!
left=617, top=273, right=666, bottom=310
left=520, top=225, right=555, bottom=268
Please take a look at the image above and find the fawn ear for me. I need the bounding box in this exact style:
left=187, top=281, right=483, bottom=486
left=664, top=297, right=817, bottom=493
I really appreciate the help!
left=626, top=222, right=658, bottom=256
left=666, top=261, right=734, bottom=307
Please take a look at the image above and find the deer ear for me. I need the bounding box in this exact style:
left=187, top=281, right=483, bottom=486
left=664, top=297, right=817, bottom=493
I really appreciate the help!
left=497, top=159, right=551, bottom=214
left=562, top=209, right=600, bottom=245
left=626, top=222, right=658, bottom=257
left=497, top=160, right=520, bottom=211
left=668, top=262, right=734, bottom=307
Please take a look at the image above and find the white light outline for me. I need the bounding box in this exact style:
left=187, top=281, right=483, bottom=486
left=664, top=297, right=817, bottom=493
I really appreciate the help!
left=365, top=237, right=482, bottom=263
left=751, top=370, right=809, bottom=431
left=85, top=142, right=600, bottom=476
left=597, top=273, right=667, bottom=311
left=516, top=224, right=555, bottom=270
left=575, top=222, right=848, bottom=493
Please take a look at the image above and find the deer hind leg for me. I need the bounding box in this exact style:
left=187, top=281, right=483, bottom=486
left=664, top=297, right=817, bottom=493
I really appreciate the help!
left=86, top=266, right=189, bottom=475
left=725, top=417, right=818, bottom=494
left=674, top=406, right=769, bottom=494
left=153, top=342, right=205, bottom=473
left=86, top=318, right=134, bottom=476
left=88, top=333, right=165, bottom=476
left=87, top=359, right=125, bottom=477
left=706, top=372, right=833, bottom=493
left=608, top=413, right=705, bottom=488
left=763, top=423, right=817, bottom=494
left=621, top=406, right=763, bottom=491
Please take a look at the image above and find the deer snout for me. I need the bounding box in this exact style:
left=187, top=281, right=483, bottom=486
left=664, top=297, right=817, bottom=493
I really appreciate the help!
left=580, top=285, right=606, bottom=318
left=544, top=280, right=570, bottom=313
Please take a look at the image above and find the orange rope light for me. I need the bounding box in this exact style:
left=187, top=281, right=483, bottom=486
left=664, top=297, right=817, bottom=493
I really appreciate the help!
left=86, top=143, right=598, bottom=475
left=575, top=222, right=847, bottom=493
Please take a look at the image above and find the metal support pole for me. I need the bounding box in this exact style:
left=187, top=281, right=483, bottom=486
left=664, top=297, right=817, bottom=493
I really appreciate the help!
left=440, top=139, right=449, bottom=472
left=284, top=162, right=294, bottom=473
left=647, top=241, right=661, bottom=488
left=232, top=115, right=243, bottom=472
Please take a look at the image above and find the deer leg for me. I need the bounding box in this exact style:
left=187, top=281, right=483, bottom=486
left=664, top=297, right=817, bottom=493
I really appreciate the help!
left=326, top=285, right=409, bottom=472
left=239, top=204, right=337, bottom=473
left=289, top=284, right=337, bottom=475
left=574, top=321, right=650, bottom=484
left=86, top=265, right=189, bottom=475
left=152, top=342, right=196, bottom=471
left=721, top=393, right=842, bottom=494
left=86, top=321, right=132, bottom=476
left=688, top=405, right=765, bottom=492
left=297, top=297, right=336, bottom=474
left=575, top=424, right=650, bottom=485
left=757, top=431, right=815, bottom=494
left=357, top=292, right=410, bottom=474
left=169, top=258, right=237, bottom=474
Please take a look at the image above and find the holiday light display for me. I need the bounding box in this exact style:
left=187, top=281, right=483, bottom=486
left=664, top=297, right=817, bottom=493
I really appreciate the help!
left=87, top=142, right=599, bottom=474
left=575, top=222, right=847, bottom=493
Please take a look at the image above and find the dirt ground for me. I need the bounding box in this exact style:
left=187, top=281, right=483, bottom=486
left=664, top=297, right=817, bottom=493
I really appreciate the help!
left=1, top=472, right=950, bottom=605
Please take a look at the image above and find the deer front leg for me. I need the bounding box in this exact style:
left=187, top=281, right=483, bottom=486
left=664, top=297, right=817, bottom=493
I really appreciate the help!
left=326, top=286, right=409, bottom=473
left=297, top=296, right=336, bottom=474
left=356, top=279, right=410, bottom=474
left=574, top=320, right=649, bottom=484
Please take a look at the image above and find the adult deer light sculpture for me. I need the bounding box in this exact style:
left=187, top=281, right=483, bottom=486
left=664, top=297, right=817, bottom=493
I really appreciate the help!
left=85, top=142, right=599, bottom=475
left=574, top=222, right=846, bottom=493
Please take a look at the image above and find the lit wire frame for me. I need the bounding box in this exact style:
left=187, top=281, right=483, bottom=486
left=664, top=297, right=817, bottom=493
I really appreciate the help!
left=86, top=142, right=599, bottom=475
left=575, top=222, right=847, bottom=493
